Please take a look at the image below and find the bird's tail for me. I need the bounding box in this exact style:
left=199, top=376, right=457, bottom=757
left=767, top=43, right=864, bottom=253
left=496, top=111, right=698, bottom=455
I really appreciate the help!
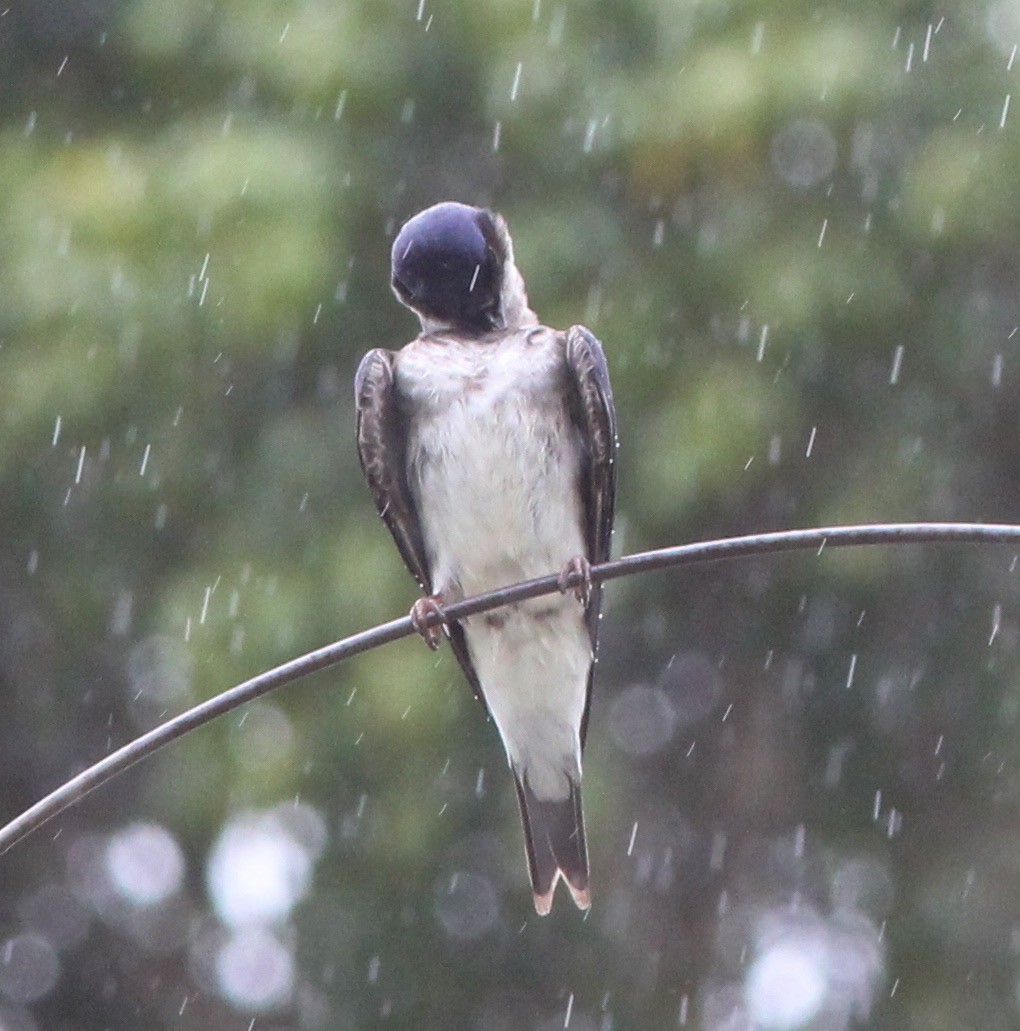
left=512, top=769, right=590, bottom=915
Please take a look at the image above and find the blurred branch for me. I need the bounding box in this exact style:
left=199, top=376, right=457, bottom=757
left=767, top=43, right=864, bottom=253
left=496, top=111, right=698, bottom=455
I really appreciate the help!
left=2, top=520, right=1018, bottom=856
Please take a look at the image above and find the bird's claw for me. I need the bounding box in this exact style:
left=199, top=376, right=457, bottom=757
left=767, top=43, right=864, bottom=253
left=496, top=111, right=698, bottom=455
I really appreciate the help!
left=410, top=594, right=447, bottom=650
left=558, top=556, right=592, bottom=607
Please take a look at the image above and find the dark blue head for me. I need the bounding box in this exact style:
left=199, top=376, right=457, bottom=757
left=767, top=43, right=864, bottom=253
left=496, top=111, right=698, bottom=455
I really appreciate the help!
left=391, top=202, right=505, bottom=334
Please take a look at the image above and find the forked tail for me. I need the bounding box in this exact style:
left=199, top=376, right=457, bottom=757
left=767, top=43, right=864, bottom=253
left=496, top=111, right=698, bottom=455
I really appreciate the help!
left=512, top=770, right=590, bottom=914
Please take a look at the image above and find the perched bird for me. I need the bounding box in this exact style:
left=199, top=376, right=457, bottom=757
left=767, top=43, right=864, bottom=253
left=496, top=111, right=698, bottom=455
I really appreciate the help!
left=354, top=201, right=616, bottom=913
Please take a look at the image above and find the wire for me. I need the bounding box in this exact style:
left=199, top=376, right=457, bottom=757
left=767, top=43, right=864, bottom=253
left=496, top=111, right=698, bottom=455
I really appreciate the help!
left=1, top=521, right=1018, bottom=855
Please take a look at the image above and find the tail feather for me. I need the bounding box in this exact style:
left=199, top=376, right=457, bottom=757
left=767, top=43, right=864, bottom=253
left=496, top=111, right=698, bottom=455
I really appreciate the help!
left=512, top=770, right=590, bottom=915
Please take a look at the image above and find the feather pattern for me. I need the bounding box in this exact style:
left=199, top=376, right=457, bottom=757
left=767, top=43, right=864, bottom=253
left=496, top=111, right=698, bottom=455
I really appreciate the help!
left=355, top=202, right=617, bottom=911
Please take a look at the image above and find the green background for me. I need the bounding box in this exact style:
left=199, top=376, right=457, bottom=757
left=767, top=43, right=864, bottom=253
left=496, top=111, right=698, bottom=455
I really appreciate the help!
left=2, top=1, right=1020, bottom=1028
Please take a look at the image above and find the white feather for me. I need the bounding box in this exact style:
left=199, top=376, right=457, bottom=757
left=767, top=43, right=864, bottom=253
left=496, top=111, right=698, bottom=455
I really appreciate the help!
left=396, top=328, right=591, bottom=800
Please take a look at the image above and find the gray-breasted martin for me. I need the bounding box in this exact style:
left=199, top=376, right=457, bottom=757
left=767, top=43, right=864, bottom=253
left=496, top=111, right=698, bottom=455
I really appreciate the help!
left=354, top=201, right=616, bottom=913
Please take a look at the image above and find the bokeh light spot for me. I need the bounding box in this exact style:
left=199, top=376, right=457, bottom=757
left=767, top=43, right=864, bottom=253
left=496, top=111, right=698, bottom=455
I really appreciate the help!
left=105, top=822, right=185, bottom=907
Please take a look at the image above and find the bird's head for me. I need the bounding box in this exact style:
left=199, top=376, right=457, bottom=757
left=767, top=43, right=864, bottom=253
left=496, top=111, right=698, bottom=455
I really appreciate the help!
left=391, top=201, right=535, bottom=336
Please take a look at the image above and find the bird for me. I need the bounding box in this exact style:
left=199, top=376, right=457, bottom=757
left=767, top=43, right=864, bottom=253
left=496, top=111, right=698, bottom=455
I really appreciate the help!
left=354, top=201, right=616, bottom=914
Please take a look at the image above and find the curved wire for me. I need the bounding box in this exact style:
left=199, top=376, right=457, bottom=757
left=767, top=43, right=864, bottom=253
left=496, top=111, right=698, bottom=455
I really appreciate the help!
left=2, top=521, right=1018, bottom=855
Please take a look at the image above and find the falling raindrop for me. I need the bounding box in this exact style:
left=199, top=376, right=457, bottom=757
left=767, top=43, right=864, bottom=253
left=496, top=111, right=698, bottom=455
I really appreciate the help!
left=583, top=119, right=598, bottom=153
left=889, top=345, right=904, bottom=384
left=510, top=62, right=523, bottom=101
left=548, top=6, right=565, bottom=47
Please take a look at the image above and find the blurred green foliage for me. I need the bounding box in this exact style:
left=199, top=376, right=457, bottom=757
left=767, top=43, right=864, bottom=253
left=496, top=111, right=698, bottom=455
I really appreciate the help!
left=2, top=0, right=1020, bottom=1028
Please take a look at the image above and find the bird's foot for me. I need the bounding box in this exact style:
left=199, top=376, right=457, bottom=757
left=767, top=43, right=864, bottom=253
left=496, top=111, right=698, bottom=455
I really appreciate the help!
left=410, top=594, right=447, bottom=650
left=557, top=556, right=592, bottom=607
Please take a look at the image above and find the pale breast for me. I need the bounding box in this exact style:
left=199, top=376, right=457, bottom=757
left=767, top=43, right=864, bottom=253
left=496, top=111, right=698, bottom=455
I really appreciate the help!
left=395, top=329, right=586, bottom=597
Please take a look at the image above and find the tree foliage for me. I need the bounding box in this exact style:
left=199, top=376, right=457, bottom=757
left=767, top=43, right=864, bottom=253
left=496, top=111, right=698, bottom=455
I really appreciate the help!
left=2, top=1, right=1020, bottom=1027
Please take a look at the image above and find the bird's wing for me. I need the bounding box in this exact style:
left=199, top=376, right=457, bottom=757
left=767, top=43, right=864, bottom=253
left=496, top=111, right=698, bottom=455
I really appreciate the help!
left=354, top=347, right=484, bottom=702
left=355, top=348, right=431, bottom=591
left=563, top=325, right=618, bottom=746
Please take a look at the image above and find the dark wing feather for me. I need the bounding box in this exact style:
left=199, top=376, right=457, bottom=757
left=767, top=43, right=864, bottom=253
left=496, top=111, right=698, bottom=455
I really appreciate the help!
left=563, top=325, right=618, bottom=747
left=354, top=348, right=484, bottom=702
left=354, top=348, right=431, bottom=591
